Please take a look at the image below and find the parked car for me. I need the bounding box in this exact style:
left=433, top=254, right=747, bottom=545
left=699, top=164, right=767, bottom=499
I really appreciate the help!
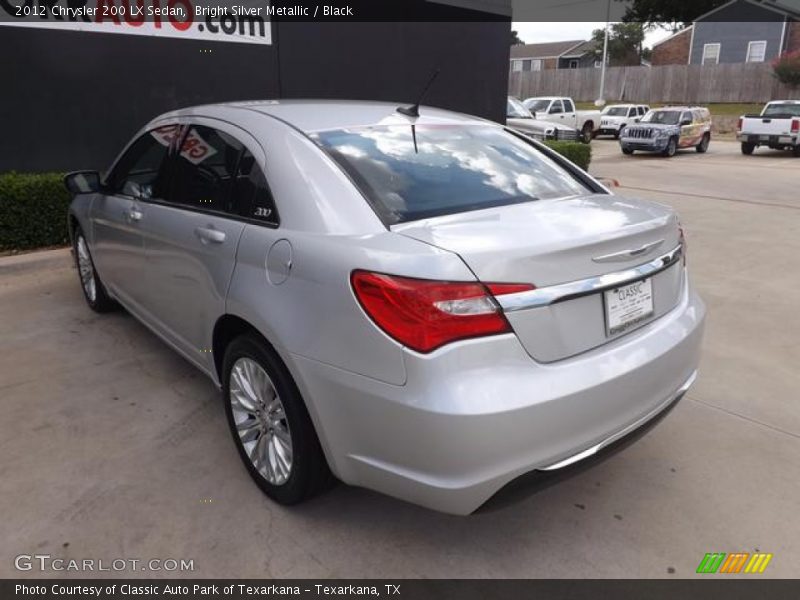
left=65, top=100, right=705, bottom=515
left=522, top=96, right=601, bottom=143
left=620, top=106, right=712, bottom=157
left=737, top=100, right=800, bottom=156
left=598, top=104, right=650, bottom=139
left=506, top=96, right=579, bottom=142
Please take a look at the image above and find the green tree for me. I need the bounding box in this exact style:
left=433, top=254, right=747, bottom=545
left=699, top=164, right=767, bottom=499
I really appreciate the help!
left=621, top=0, right=729, bottom=28
left=591, top=23, right=647, bottom=66
left=511, top=30, right=525, bottom=46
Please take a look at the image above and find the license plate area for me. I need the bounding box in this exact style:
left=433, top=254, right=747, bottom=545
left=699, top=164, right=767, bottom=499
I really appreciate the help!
left=604, top=278, right=654, bottom=336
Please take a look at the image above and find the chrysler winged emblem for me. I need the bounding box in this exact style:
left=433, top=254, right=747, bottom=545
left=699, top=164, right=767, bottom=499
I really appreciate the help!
left=592, top=239, right=664, bottom=263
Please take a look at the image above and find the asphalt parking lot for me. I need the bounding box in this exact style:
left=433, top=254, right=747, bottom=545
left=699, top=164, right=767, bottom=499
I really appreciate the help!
left=2, top=139, right=798, bottom=579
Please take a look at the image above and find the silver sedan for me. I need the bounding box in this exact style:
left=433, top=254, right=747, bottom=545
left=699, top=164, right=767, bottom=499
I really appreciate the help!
left=65, top=100, right=705, bottom=514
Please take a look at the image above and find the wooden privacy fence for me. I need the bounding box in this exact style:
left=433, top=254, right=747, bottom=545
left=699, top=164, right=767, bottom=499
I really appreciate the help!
left=509, top=63, right=800, bottom=104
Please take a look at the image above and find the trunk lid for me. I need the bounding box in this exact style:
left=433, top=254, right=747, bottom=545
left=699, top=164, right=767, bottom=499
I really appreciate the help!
left=393, top=194, right=684, bottom=362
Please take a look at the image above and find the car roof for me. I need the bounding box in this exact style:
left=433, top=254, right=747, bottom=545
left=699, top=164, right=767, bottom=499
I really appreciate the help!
left=654, top=106, right=708, bottom=112
left=152, top=99, right=492, bottom=134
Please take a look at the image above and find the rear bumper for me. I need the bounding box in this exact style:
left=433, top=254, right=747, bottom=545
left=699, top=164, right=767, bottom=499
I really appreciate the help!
left=737, top=133, right=797, bottom=145
left=293, top=282, right=705, bottom=515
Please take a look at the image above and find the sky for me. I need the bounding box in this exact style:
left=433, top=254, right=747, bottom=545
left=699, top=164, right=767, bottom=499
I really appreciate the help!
left=512, top=22, right=674, bottom=50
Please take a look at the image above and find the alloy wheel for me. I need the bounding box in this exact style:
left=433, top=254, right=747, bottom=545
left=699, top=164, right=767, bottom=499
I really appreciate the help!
left=229, top=357, right=293, bottom=485
left=76, top=235, right=97, bottom=303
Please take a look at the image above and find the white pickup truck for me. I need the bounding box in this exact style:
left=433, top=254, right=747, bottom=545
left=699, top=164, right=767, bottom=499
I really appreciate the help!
left=522, top=96, right=601, bottom=143
left=737, top=100, right=800, bottom=156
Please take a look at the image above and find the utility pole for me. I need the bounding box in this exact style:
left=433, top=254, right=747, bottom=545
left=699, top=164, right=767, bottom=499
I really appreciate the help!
left=596, top=0, right=611, bottom=107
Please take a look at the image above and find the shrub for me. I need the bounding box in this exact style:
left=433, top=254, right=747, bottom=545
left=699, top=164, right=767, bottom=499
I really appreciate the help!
left=543, top=140, right=592, bottom=171
left=772, top=50, right=800, bottom=88
left=0, top=172, right=71, bottom=251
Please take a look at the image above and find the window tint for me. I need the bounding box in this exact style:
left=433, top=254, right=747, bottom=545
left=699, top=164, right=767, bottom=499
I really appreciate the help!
left=563, top=99, right=575, bottom=112
left=312, top=125, right=590, bottom=225
left=231, top=150, right=278, bottom=224
left=550, top=100, right=564, bottom=114
left=109, top=125, right=177, bottom=199
left=168, top=126, right=244, bottom=212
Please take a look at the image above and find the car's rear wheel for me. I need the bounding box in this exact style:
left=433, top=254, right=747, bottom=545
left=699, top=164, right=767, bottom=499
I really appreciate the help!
left=222, top=334, right=332, bottom=505
left=741, top=142, right=756, bottom=155
left=580, top=122, right=594, bottom=144
left=662, top=137, right=678, bottom=157
left=696, top=133, right=710, bottom=153
left=73, top=228, right=116, bottom=313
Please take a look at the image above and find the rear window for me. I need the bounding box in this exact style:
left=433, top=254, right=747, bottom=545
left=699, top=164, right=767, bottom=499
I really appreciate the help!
left=310, top=125, right=589, bottom=224
left=763, top=103, right=800, bottom=117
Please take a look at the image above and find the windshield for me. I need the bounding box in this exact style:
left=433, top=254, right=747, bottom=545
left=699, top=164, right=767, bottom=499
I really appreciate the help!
left=763, top=103, right=800, bottom=117
left=604, top=107, right=629, bottom=116
left=311, top=125, right=590, bottom=225
left=641, top=110, right=681, bottom=125
left=506, top=97, right=531, bottom=119
left=523, top=99, right=552, bottom=113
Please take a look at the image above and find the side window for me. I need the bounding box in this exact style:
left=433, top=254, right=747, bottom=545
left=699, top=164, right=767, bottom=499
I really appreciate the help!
left=168, top=125, right=244, bottom=212
left=108, top=125, right=178, bottom=199
left=681, top=111, right=693, bottom=124
left=550, top=100, right=564, bottom=114
left=628, top=107, right=636, bottom=118
left=639, top=106, right=648, bottom=116
left=231, top=150, right=278, bottom=225
left=563, top=99, right=575, bottom=113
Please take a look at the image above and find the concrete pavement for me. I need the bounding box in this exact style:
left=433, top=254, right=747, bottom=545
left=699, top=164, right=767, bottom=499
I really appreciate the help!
left=1, top=139, right=798, bottom=578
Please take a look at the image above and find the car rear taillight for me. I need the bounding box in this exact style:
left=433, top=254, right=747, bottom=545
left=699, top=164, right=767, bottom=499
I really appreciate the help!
left=351, top=271, right=533, bottom=353
left=737, top=117, right=743, bottom=131
left=792, top=119, right=800, bottom=133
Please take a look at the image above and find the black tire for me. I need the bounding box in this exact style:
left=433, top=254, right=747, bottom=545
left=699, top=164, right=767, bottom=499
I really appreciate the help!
left=621, top=146, right=634, bottom=155
left=741, top=142, right=756, bottom=155
left=580, top=122, right=594, bottom=144
left=696, top=133, right=710, bottom=153
left=662, top=137, right=678, bottom=157
left=72, top=227, right=116, bottom=313
left=792, top=145, right=800, bottom=157
left=222, top=334, right=333, bottom=505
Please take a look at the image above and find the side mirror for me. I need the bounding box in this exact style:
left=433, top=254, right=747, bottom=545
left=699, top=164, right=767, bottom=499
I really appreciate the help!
left=64, top=171, right=102, bottom=195
left=681, top=118, right=692, bottom=126
left=634, top=118, right=641, bottom=123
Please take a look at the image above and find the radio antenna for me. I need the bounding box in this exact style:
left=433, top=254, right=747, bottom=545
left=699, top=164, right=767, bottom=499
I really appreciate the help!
left=397, top=69, right=440, bottom=118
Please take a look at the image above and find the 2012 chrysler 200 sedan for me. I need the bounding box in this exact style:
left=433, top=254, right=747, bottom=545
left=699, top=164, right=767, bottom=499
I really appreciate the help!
left=65, top=100, right=705, bottom=515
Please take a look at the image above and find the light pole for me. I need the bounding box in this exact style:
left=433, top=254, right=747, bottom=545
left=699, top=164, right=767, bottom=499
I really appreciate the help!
left=596, top=0, right=611, bottom=107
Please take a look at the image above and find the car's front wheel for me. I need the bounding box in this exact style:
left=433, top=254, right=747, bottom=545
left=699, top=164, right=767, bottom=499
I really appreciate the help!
left=73, top=227, right=116, bottom=313
left=621, top=146, right=634, bottom=155
left=662, top=137, right=678, bottom=157
left=222, top=334, right=332, bottom=505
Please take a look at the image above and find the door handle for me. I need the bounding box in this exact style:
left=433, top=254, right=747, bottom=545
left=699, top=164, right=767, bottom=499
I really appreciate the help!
left=194, top=226, right=226, bottom=244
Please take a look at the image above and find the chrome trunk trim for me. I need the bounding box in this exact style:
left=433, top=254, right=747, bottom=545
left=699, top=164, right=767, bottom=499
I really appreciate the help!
left=496, top=243, right=682, bottom=312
